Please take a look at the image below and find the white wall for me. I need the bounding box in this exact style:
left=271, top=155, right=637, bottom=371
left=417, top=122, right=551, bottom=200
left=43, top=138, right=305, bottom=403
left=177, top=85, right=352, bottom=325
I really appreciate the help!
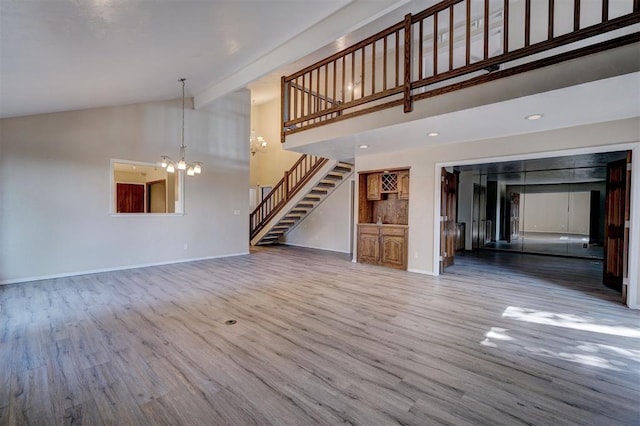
left=520, top=192, right=591, bottom=234
left=0, top=91, right=251, bottom=283
left=284, top=177, right=353, bottom=253
left=354, top=118, right=640, bottom=306
left=250, top=98, right=300, bottom=187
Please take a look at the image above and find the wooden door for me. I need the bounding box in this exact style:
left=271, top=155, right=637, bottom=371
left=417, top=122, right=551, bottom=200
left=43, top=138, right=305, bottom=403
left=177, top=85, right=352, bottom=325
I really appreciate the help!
left=440, top=169, right=457, bottom=272
left=509, top=193, right=521, bottom=242
left=116, top=183, right=144, bottom=213
left=603, top=156, right=629, bottom=292
left=147, top=180, right=167, bottom=213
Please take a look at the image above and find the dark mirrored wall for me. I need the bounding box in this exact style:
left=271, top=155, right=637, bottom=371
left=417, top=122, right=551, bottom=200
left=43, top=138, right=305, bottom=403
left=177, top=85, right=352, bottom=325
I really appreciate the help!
left=455, top=151, right=627, bottom=260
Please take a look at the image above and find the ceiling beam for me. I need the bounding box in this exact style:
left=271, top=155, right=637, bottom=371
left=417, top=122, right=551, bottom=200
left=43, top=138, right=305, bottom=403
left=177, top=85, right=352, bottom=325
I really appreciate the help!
left=194, top=0, right=412, bottom=110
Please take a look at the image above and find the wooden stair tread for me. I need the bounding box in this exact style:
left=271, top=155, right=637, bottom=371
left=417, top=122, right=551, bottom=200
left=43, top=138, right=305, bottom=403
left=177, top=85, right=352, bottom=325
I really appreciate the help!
left=324, top=174, right=344, bottom=180
left=333, top=166, right=352, bottom=173
left=251, top=158, right=355, bottom=246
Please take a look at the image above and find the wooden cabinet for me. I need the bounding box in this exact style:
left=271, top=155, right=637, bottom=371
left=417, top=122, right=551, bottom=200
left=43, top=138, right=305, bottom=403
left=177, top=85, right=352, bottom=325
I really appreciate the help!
left=357, top=224, right=381, bottom=264
left=398, top=171, right=409, bottom=199
left=380, top=226, right=407, bottom=269
left=359, top=168, right=410, bottom=270
left=366, top=173, right=381, bottom=200
left=357, top=224, right=408, bottom=269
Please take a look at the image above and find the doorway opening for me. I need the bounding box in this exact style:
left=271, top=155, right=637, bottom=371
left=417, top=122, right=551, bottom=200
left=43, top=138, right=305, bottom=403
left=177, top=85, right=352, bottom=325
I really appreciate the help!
left=438, top=150, right=632, bottom=304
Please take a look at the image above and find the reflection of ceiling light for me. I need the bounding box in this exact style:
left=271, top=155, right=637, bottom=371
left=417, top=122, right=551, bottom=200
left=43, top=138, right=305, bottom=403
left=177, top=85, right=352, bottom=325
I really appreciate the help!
left=359, top=144, right=369, bottom=149
left=160, top=78, right=203, bottom=177
left=428, top=132, right=439, bottom=137
left=250, top=129, right=268, bottom=156
left=526, top=114, right=543, bottom=120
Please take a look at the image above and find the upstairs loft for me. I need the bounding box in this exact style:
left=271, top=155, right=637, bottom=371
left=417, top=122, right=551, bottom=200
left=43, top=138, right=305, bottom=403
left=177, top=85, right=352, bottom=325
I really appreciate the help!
left=279, top=0, right=640, bottom=154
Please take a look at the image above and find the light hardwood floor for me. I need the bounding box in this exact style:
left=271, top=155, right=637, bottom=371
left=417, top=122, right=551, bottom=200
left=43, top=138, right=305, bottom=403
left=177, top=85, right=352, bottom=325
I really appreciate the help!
left=1, top=246, right=639, bottom=425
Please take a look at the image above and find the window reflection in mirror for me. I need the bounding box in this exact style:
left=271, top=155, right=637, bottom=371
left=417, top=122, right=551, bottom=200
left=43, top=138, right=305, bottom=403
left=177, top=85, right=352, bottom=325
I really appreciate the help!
left=112, top=160, right=183, bottom=214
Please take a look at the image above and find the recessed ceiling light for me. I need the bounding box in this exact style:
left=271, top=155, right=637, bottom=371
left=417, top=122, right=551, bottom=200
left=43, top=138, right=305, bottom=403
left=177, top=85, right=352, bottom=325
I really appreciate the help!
left=359, top=144, right=369, bottom=149
left=428, top=132, right=439, bottom=137
left=526, top=114, right=543, bottom=120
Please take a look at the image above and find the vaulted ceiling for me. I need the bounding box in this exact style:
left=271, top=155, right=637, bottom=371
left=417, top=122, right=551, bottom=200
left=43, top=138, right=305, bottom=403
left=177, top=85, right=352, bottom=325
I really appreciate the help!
left=0, top=0, right=411, bottom=118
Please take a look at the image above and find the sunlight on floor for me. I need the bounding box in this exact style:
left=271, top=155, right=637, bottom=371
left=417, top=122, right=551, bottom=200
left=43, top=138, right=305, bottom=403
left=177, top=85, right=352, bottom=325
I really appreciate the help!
left=502, top=306, right=640, bottom=338
left=480, top=308, right=640, bottom=370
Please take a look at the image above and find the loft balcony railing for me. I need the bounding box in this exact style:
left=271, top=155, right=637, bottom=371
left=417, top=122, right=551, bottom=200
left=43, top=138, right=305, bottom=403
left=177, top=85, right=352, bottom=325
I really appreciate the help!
left=281, top=0, right=640, bottom=141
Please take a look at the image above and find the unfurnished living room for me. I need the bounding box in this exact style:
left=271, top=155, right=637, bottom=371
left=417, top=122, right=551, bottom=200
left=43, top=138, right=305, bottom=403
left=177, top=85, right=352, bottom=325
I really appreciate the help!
left=1, top=1, right=639, bottom=425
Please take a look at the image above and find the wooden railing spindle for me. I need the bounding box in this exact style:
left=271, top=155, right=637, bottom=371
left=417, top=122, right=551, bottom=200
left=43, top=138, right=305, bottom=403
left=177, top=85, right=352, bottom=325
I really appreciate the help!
left=549, top=0, right=555, bottom=40
left=383, top=36, right=388, bottom=90
left=316, top=69, right=320, bottom=121
left=466, top=0, right=471, bottom=65
left=395, top=30, right=400, bottom=87
left=525, top=0, right=531, bottom=47
left=419, top=19, right=424, bottom=79
left=433, top=12, right=438, bottom=75
left=503, top=0, right=509, bottom=53
left=574, top=0, right=581, bottom=31
left=307, top=72, right=312, bottom=117
left=341, top=56, right=345, bottom=104
left=372, top=41, right=376, bottom=94
left=484, top=0, right=490, bottom=59
left=449, top=6, right=454, bottom=71
left=361, top=47, right=366, bottom=99
left=351, top=51, right=355, bottom=102
left=324, top=64, right=329, bottom=114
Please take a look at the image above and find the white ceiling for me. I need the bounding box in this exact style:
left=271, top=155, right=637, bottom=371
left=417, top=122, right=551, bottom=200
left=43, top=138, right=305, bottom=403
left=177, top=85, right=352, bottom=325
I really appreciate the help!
left=0, top=0, right=410, bottom=118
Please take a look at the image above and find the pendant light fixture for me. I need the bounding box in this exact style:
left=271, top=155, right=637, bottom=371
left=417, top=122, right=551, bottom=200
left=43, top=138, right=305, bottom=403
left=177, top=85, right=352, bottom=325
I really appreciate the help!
left=160, top=78, right=202, bottom=176
left=249, top=129, right=268, bottom=156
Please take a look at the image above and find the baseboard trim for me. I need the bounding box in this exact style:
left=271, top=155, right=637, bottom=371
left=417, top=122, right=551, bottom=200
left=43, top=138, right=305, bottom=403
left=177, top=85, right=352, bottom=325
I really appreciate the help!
left=282, top=242, right=351, bottom=254
left=408, top=268, right=437, bottom=276
left=0, top=252, right=250, bottom=285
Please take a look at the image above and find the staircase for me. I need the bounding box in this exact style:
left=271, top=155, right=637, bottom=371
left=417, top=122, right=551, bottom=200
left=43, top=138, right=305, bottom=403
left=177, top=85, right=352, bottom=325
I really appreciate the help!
left=250, top=156, right=353, bottom=246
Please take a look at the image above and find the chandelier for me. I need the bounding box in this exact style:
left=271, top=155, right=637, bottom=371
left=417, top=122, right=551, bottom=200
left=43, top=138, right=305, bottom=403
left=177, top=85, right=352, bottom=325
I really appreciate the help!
left=160, top=78, right=202, bottom=176
left=250, top=129, right=267, bottom=156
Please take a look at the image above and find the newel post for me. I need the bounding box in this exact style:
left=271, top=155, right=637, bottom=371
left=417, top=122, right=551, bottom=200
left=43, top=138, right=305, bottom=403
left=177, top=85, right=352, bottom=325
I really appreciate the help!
left=403, top=13, right=413, bottom=113
left=284, top=171, right=290, bottom=199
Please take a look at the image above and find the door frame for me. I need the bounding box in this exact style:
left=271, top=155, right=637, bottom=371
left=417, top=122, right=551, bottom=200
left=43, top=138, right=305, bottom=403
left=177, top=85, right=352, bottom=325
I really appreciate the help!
left=433, top=142, right=640, bottom=308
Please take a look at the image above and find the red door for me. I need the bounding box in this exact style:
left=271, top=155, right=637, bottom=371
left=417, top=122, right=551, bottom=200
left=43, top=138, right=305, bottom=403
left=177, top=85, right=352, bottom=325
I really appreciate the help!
left=117, top=183, right=145, bottom=213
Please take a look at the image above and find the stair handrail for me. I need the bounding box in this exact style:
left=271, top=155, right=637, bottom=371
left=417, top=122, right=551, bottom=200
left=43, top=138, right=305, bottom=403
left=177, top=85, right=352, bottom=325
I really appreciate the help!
left=250, top=154, right=328, bottom=239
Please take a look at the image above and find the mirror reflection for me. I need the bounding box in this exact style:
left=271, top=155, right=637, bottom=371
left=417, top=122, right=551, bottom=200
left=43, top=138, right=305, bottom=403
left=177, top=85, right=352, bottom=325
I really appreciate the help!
left=112, top=161, right=181, bottom=214
left=454, top=151, right=628, bottom=260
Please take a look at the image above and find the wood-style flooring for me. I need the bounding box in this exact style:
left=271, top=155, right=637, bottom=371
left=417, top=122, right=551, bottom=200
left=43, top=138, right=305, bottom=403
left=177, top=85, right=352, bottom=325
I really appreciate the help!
left=1, top=246, right=639, bottom=425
